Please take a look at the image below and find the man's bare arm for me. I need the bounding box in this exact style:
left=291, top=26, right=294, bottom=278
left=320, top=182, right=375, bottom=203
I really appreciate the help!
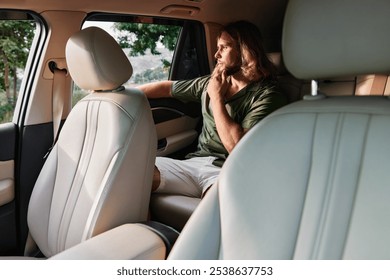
left=210, top=97, right=247, bottom=153
left=207, top=67, right=247, bottom=153
left=137, top=81, right=174, bottom=99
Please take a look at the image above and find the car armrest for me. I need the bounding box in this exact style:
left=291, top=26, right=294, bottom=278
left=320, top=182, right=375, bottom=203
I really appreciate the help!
left=50, top=224, right=166, bottom=260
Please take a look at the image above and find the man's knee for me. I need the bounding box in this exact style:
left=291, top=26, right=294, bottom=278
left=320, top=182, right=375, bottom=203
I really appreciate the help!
left=152, top=166, right=160, bottom=192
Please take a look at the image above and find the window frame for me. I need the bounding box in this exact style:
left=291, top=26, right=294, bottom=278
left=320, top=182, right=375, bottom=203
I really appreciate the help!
left=0, top=10, right=47, bottom=126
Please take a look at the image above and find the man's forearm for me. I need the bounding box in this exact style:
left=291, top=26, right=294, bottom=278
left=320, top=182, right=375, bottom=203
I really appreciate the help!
left=211, top=98, right=246, bottom=153
left=137, top=81, right=174, bottom=99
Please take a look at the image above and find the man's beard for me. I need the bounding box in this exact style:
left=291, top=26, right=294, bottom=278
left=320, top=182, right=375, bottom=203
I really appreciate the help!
left=225, top=65, right=241, bottom=76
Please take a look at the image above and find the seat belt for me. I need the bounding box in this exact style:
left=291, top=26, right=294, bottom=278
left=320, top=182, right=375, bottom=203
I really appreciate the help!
left=28, top=62, right=68, bottom=254
left=44, top=62, right=68, bottom=159
left=370, top=74, right=388, bottom=95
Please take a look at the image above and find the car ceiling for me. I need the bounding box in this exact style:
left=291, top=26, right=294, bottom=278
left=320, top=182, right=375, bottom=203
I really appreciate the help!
left=1, top=0, right=288, bottom=51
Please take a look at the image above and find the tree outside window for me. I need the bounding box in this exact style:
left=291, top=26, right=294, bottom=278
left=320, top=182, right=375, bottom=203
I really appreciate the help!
left=0, top=20, right=35, bottom=123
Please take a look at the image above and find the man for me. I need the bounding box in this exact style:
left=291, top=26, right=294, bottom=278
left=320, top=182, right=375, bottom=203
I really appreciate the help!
left=138, top=20, right=287, bottom=198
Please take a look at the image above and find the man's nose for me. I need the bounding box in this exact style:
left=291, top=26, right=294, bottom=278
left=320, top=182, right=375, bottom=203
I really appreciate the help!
left=214, top=50, right=220, bottom=59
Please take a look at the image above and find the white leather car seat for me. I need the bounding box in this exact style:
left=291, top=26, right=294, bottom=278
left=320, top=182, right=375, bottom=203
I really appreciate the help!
left=26, top=26, right=156, bottom=257
left=168, top=0, right=390, bottom=259
left=268, top=52, right=303, bottom=103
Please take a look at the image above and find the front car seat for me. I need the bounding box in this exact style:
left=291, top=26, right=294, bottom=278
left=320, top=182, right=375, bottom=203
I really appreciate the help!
left=168, top=0, right=390, bottom=259
left=26, top=27, right=156, bottom=257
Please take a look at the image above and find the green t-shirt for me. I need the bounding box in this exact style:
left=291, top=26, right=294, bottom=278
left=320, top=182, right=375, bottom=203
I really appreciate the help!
left=172, top=75, right=287, bottom=167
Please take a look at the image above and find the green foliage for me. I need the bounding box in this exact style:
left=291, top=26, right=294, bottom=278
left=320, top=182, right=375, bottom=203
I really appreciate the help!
left=132, top=65, right=169, bottom=84
left=0, top=20, right=35, bottom=75
left=0, top=102, right=13, bottom=123
left=72, top=86, right=89, bottom=107
left=0, top=20, right=35, bottom=123
left=114, top=22, right=181, bottom=56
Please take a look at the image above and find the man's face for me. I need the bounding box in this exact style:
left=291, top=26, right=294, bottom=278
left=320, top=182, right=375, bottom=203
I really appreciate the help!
left=214, top=32, right=241, bottom=75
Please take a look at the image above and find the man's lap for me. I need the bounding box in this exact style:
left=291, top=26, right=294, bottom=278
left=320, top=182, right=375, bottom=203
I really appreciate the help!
left=154, top=156, right=221, bottom=198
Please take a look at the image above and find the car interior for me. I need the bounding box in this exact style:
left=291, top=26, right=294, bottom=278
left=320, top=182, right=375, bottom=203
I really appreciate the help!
left=0, top=0, right=390, bottom=260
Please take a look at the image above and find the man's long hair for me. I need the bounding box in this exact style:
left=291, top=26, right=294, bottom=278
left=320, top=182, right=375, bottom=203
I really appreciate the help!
left=219, top=20, right=276, bottom=81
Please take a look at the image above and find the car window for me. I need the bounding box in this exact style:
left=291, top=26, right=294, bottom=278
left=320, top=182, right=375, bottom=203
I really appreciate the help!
left=0, top=13, right=37, bottom=124
left=72, top=15, right=183, bottom=107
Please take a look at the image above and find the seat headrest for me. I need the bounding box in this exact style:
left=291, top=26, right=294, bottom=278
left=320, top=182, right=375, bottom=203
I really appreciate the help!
left=282, top=0, right=390, bottom=80
left=66, top=27, right=133, bottom=91
left=267, top=52, right=288, bottom=75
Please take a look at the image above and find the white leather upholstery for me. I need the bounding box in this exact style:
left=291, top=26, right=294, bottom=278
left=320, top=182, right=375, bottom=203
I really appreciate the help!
left=150, top=195, right=201, bottom=231
left=50, top=224, right=166, bottom=260
left=66, top=27, right=133, bottom=91
left=168, top=0, right=390, bottom=260
left=169, top=96, right=390, bottom=260
left=268, top=52, right=303, bottom=102
left=26, top=27, right=156, bottom=257
left=282, top=0, right=390, bottom=79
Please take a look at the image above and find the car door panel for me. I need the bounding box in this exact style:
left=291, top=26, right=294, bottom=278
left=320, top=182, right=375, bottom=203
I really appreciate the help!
left=0, top=160, right=14, bottom=206
left=0, top=123, right=17, bottom=255
left=0, top=123, right=16, bottom=207
left=148, top=21, right=208, bottom=158
left=155, top=114, right=199, bottom=156
left=149, top=98, right=201, bottom=158
left=0, top=122, right=53, bottom=255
